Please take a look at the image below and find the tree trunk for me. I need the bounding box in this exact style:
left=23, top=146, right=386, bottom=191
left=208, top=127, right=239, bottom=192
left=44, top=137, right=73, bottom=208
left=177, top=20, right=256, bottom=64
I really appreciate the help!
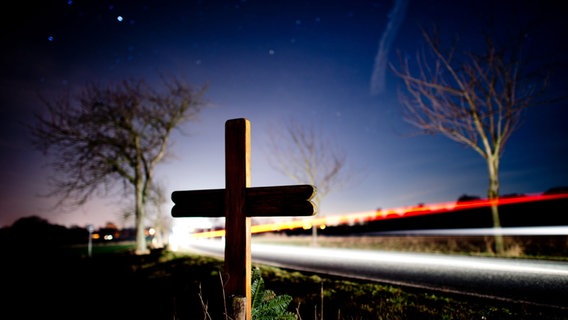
left=487, top=155, right=504, bottom=255
left=134, top=180, right=149, bottom=255
left=311, top=197, right=320, bottom=246
left=134, top=142, right=149, bottom=255
left=311, top=225, right=318, bottom=246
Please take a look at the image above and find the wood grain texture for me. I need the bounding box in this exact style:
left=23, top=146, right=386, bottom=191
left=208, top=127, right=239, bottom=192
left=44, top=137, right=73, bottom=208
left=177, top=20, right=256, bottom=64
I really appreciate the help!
left=224, top=118, right=252, bottom=319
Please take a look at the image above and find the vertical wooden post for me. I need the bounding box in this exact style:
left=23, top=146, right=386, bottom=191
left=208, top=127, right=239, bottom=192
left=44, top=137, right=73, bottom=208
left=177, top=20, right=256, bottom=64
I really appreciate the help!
left=171, top=118, right=317, bottom=319
left=224, top=118, right=252, bottom=319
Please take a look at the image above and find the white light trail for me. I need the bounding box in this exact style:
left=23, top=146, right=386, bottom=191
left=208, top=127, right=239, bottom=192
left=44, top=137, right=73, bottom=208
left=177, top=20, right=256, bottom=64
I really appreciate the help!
left=370, top=226, right=568, bottom=236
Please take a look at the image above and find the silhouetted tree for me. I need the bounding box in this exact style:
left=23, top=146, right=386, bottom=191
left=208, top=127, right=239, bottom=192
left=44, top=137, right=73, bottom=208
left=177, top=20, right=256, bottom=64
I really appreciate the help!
left=544, top=186, right=568, bottom=195
left=29, top=75, right=207, bottom=254
left=391, top=25, right=551, bottom=254
left=265, top=118, right=350, bottom=244
left=457, top=194, right=481, bottom=203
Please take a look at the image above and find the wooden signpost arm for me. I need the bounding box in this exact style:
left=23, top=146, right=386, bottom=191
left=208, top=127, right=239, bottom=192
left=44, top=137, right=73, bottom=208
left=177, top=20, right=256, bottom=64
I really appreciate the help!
left=171, top=185, right=316, bottom=217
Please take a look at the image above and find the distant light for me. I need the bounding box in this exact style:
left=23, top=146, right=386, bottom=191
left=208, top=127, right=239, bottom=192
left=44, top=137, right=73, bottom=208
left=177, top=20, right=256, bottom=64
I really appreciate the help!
left=268, top=49, right=275, bottom=55
left=117, top=16, right=124, bottom=22
left=67, top=0, right=73, bottom=5
left=47, top=35, right=54, bottom=42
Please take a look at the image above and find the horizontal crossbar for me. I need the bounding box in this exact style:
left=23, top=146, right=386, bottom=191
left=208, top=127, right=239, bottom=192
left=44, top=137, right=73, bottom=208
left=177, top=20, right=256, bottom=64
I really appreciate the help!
left=171, top=184, right=317, bottom=217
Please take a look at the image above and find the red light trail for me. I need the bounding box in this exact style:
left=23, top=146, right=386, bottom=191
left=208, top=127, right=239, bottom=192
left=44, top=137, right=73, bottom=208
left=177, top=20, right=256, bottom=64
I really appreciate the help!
left=190, top=192, right=568, bottom=239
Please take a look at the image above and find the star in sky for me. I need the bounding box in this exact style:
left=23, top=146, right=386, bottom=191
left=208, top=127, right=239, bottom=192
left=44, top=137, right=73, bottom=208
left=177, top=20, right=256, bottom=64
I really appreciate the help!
left=0, top=0, right=566, bottom=228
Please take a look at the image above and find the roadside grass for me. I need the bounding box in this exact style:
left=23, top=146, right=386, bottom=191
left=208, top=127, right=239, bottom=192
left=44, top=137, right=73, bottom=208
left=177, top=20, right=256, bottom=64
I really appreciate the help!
left=2, top=235, right=566, bottom=319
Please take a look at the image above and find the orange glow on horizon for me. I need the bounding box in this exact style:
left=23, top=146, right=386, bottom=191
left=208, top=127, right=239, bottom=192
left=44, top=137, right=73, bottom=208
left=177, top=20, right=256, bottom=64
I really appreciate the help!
left=190, top=192, right=568, bottom=239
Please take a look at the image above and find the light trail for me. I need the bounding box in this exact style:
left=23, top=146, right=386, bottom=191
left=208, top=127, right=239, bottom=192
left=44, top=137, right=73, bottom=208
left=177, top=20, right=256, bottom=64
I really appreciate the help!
left=188, top=239, right=568, bottom=276
left=249, top=243, right=568, bottom=276
left=189, top=192, right=568, bottom=239
left=368, top=226, right=568, bottom=236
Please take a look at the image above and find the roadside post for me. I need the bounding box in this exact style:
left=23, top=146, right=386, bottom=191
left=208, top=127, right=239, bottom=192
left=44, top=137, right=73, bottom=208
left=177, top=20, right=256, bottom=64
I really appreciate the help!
left=171, top=118, right=317, bottom=319
left=87, top=224, right=94, bottom=257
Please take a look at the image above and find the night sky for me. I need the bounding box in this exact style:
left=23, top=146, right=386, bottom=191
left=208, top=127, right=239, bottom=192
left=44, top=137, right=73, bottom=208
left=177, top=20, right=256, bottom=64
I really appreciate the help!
left=1, top=0, right=567, bottom=228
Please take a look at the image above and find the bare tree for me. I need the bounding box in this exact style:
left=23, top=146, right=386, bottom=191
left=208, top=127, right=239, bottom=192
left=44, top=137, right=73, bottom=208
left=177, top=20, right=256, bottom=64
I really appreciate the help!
left=29, top=75, right=207, bottom=254
left=265, top=118, right=350, bottom=243
left=390, top=27, right=549, bottom=254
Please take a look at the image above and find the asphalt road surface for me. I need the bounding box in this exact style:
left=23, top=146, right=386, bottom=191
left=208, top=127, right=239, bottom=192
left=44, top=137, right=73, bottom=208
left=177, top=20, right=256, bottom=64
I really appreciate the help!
left=183, top=239, right=568, bottom=310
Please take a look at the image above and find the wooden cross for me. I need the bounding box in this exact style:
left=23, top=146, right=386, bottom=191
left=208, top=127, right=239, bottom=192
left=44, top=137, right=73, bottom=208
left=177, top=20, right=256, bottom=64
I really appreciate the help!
left=171, top=118, right=317, bottom=319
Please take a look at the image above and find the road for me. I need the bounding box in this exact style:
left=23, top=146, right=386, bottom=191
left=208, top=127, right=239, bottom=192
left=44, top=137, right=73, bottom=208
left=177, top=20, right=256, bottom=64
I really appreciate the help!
left=183, top=239, right=568, bottom=310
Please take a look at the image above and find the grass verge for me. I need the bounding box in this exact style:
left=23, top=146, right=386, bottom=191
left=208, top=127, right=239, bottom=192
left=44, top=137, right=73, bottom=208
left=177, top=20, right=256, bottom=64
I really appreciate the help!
left=2, top=235, right=566, bottom=319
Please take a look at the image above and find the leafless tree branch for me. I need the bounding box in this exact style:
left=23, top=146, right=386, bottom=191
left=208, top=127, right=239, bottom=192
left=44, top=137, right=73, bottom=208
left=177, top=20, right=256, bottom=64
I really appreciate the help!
left=390, top=25, right=551, bottom=254
left=29, top=75, right=208, bottom=254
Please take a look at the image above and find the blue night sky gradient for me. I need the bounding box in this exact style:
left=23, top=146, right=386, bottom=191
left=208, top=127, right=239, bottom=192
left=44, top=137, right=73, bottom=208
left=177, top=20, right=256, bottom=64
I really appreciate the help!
left=1, top=0, right=567, bottom=228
